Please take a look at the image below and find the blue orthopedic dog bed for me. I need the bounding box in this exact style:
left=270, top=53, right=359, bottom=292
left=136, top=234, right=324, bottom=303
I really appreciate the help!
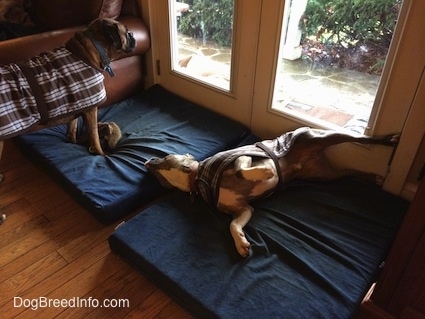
left=109, top=178, right=408, bottom=319
left=16, top=85, right=250, bottom=223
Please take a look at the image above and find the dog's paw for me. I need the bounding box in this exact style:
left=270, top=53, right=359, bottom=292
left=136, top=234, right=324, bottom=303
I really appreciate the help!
left=383, top=133, right=400, bottom=145
left=104, top=122, right=122, bottom=149
left=236, top=240, right=251, bottom=258
left=0, top=214, right=6, bottom=225
left=98, top=122, right=122, bottom=151
left=233, top=231, right=251, bottom=257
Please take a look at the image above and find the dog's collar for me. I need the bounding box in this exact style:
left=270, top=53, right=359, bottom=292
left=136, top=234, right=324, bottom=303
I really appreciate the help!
left=83, top=30, right=115, bottom=77
left=188, top=162, right=199, bottom=200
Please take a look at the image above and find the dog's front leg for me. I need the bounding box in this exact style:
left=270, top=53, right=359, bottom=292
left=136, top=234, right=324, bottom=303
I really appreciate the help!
left=82, top=107, right=104, bottom=155
left=229, top=206, right=253, bottom=257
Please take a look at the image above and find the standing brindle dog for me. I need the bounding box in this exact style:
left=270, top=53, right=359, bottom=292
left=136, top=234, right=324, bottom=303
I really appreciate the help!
left=146, top=127, right=399, bottom=257
left=0, top=17, right=136, bottom=183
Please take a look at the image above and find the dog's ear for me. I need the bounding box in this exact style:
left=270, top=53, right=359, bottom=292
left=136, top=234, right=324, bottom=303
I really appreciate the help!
left=185, top=153, right=195, bottom=160
left=102, top=20, right=123, bottom=50
left=181, top=154, right=196, bottom=173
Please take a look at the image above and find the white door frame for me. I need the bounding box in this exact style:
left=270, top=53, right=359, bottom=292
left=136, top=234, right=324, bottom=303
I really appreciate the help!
left=141, top=0, right=261, bottom=127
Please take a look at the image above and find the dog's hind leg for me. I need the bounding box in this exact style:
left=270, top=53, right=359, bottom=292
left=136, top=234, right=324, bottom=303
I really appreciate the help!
left=234, top=155, right=252, bottom=170
left=0, top=140, right=4, bottom=183
left=67, top=118, right=78, bottom=143
left=297, top=129, right=399, bottom=152
left=82, top=107, right=104, bottom=155
left=235, top=156, right=275, bottom=181
left=297, top=152, right=381, bottom=184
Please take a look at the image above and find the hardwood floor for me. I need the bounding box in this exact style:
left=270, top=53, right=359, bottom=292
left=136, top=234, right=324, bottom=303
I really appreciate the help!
left=0, top=140, right=194, bottom=319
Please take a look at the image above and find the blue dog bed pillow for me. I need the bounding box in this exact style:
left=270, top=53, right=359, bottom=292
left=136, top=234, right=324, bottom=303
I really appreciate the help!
left=109, top=178, right=408, bottom=319
left=16, top=85, right=250, bottom=224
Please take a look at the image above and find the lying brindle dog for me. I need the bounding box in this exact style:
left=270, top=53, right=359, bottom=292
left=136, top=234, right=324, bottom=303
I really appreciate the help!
left=0, top=17, right=135, bottom=183
left=146, top=127, right=399, bottom=257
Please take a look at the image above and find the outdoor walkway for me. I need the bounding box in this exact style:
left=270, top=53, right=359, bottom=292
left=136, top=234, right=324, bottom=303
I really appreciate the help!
left=275, top=59, right=379, bottom=132
left=178, top=34, right=380, bottom=133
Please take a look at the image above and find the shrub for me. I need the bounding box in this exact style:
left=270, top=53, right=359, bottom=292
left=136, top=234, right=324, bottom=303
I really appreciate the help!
left=301, top=0, right=401, bottom=73
left=178, top=0, right=234, bottom=47
left=303, top=0, right=400, bottom=48
left=177, top=0, right=401, bottom=74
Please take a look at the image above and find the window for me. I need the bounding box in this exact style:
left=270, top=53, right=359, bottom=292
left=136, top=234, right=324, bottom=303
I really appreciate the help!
left=146, top=0, right=423, bottom=194
left=168, top=0, right=234, bottom=91
left=271, top=0, right=401, bottom=134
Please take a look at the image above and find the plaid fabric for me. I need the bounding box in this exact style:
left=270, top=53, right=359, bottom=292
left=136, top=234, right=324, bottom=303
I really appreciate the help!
left=196, top=127, right=311, bottom=207
left=0, top=47, right=106, bottom=139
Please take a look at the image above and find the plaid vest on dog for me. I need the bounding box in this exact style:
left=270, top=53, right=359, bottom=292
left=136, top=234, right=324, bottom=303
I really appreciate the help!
left=0, top=47, right=106, bottom=139
left=196, top=127, right=311, bottom=208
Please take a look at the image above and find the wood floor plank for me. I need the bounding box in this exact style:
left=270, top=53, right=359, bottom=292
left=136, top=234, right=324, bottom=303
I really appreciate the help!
left=0, top=203, right=91, bottom=269
left=0, top=251, right=67, bottom=306
left=0, top=138, right=196, bottom=318
left=14, top=241, right=112, bottom=303
left=42, top=198, right=81, bottom=222
left=0, top=150, right=40, bottom=185
left=0, top=164, right=50, bottom=206
left=127, top=288, right=174, bottom=319
left=56, top=222, right=116, bottom=263
left=25, top=182, right=70, bottom=213
left=0, top=226, right=52, bottom=268
left=0, top=208, right=104, bottom=283
left=0, top=235, right=68, bottom=284
left=15, top=252, right=128, bottom=318
left=0, top=141, right=27, bottom=170
left=60, top=264, right=154, bottom=318
left=155, top=301, right=195, bottom=319
left=0, top=200, right=47, bottom=247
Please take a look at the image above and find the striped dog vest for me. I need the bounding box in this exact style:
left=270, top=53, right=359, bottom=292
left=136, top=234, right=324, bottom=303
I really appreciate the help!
left=0, top=47, right=106, bottom=139
left=196, top=127, right=311, bottom=207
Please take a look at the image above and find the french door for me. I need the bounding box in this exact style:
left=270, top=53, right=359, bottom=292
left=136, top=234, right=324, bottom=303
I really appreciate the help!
left=144, top=0, right=261, bottom=126
left=250, top=0, right=424, bottom=195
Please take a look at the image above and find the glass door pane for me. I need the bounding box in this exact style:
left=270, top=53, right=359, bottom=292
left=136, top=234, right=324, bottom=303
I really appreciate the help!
left=169, top=0, right=234, bottom=91
left=271, top=0, right=402, bottom=134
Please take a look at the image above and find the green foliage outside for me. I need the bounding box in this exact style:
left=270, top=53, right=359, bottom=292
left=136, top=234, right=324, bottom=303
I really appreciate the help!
left=300, top=0, right=402, bottom=75
left=177, top=0, right=401, bottom=73
left=178, top=0, right=233, bottom=47
left=302, top=0, right=400, bottom=49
